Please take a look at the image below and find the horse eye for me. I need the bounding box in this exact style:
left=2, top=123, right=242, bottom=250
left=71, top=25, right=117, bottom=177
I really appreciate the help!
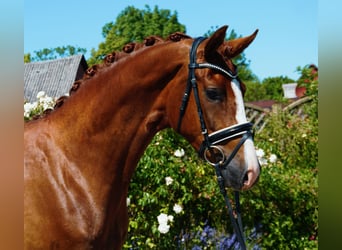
left=205, top=89, right=224, bottom=102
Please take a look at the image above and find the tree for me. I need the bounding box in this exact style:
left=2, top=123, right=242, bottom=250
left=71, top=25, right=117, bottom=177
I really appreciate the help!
left=261, top=75, right=295, bottom=101
left=243, top=75, right=297, bottom=102
left=88, top=5, right=186, bottom=66
left=296, top=64, right=318, bottom=98
left=243, top=81, right=267, bottom=102
left=24, top=53, right=31, bottom=63
left=245, top=75, right=295, bottom=102
left=24, top=45, right=87, bottom=63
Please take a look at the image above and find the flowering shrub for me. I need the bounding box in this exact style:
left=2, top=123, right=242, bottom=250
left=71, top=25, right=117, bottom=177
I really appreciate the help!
left=124, top=129, right=300, bottom=249
left=124, top=93, right=317, bottom=249
left=244, top=100, right=318, bottom=249
left=239, top=75, right=318, bottom=248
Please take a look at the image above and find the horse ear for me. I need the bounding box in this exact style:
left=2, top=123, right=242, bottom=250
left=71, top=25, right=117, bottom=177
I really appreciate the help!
left=223, top=29, right=259, bottom=58
left=204, top=25, right=228, bottom=58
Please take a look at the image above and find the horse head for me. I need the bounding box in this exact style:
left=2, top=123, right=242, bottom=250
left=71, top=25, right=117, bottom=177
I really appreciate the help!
left=168, top=26, right=260, bottom=191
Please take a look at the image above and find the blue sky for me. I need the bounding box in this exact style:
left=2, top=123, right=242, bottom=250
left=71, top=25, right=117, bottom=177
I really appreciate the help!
left=24, top=0, right=317, bottom=81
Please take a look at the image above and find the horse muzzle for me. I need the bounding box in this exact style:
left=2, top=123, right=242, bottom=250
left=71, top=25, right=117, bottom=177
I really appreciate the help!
left=199, top=122, right=260, bottom=190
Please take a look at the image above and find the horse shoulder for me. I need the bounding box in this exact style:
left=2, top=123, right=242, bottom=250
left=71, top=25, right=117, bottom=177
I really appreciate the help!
left=24, top=122, right=104, bottom=248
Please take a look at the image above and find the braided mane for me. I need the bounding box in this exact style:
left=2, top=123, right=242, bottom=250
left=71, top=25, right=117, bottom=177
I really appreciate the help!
left=31, top=32, right=191, bottom=120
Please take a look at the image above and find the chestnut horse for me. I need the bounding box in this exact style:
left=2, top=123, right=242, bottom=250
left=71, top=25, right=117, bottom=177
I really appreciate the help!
left=24, top=26, right=260, bottom=249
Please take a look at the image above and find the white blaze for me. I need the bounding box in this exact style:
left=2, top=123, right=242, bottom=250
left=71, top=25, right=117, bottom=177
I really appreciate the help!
left=231, top=79, right=248, bottom=123
left=231, top=79, right=260, bottom=179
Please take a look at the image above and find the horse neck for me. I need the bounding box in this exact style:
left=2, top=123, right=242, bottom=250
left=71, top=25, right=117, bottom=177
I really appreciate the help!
left=49, top=42, right=188, bottom=190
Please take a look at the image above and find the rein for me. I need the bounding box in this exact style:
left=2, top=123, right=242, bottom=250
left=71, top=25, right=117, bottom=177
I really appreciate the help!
left=177, top=37, right=255, bottom=249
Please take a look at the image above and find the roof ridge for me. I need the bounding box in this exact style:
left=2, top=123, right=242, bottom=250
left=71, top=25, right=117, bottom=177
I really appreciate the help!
left=24, top=54, right=85, bottom=65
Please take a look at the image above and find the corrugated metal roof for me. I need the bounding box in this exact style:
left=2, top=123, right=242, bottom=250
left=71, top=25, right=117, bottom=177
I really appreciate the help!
left=24, top=54, right=88, bottom=102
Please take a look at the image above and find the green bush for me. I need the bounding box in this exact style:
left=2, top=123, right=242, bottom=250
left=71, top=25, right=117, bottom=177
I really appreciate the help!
left=124, top=110, right=318, bottom=249
left=124, top=130, right=230, bottom=249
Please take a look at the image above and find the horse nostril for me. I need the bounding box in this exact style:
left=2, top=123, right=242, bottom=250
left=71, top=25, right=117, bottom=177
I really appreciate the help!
left=243, top=172, right=249, bottom=182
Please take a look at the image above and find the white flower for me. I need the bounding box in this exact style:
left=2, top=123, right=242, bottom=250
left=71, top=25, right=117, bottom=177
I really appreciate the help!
left=24, top=102, right=39, bottom=117
left=41, top=96, right=55, bottom=110
left=157, top=213, right=173, bottom=234
left=36, top=91, right=46, bottom=99
left=165, top=176, right=173, bottom=186
left=158, top=223, right=170, bottom=234
left=174, top=148, right=185, bottom=158
left=269, top=154, right=277, bottom=163
left=168, top=215, right=174, bottom=222
left=259, top=158, right=267, bottom=166
left=43, top=96, right=54, bottom=104
left=302, top=133, right=307, bottom=138
left=255, top=148, right=265, bottom=158
left=173, top=204, right=183, bottom=214
left=24, top=102, right=35, bottom=117
left=157, top=213, right=169, bottom=224
left=24, top=102, right=32, bottom=112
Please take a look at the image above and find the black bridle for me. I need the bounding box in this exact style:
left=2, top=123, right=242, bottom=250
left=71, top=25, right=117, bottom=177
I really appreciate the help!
left=177, top=37, right=255, bottom=249
left=177, top=37, right=254, bottom=167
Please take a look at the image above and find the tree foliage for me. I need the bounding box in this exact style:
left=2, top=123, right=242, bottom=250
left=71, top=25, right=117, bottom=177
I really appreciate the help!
left=244, top=75, right=295, bottom=102
left=24, top=45, right=87, bottom=63
left=244, top=65, right=317, bottom=102
left=262, top=75, right=295, bottom=101
left=25, top=5, right=258, bottom=88
left=88, top=5, right=186, bottom=66
left=296, top=65, right=318, bottom=99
